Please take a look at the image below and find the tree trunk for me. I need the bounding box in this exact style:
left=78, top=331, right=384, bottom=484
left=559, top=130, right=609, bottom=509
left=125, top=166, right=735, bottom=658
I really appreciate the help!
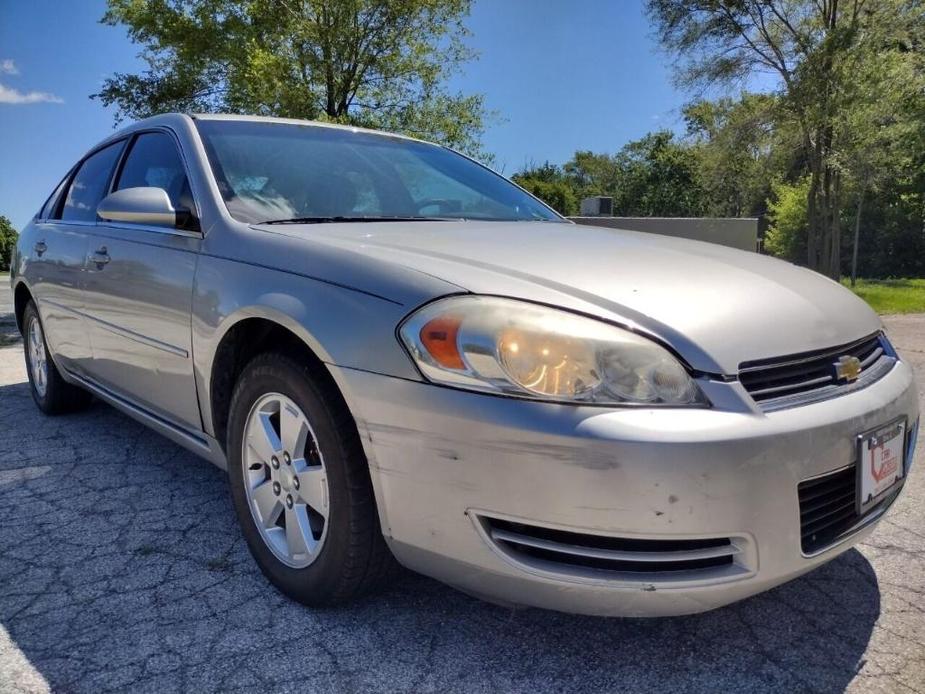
left=806, top=162, right=821, bottom=270
left=806, top=130, right=830, bottom=274
left=850, top=187, right=865, bottom=287
left=821, top=163, right=833, bottom=276
left=828, top=169, right=842, bottom=280
left=804, top=127, right=843, bottom=279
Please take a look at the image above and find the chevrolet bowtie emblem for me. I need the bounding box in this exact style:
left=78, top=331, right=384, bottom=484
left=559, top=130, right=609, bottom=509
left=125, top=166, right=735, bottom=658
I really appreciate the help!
left=834, top=355, right=862, bottom=383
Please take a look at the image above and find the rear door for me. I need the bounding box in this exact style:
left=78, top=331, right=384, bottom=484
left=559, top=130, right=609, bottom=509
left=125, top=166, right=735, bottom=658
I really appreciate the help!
left=82, top=130, right=203, bottom=430
left=30, top=142, right=125, bottom=374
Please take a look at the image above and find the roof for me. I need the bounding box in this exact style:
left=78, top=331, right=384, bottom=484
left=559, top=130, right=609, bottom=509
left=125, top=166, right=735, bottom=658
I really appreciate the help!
left=189, top=112, right=421, bottom=143
left=76, top=112, right=452, bottom=172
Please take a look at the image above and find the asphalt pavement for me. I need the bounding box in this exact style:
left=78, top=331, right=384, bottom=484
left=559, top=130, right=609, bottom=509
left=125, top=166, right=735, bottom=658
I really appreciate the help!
left=0, top=279, right=923, bottom=693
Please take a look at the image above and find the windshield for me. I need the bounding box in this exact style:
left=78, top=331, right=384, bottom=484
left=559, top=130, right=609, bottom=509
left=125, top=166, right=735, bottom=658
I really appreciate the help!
left=195, top=119, right=562, bottom=225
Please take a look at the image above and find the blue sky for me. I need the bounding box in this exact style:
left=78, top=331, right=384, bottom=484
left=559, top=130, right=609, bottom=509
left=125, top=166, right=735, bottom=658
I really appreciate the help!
left=0, top=0, right=692, bottom=231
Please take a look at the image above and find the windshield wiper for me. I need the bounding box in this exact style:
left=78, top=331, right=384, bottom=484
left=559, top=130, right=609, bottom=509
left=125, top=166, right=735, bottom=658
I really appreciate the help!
left=261, top=215, right=455, bottom=224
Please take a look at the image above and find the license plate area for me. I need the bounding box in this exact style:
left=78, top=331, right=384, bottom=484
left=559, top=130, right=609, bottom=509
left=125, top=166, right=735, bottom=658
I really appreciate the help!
left=857, top=417, right=906, bottom=515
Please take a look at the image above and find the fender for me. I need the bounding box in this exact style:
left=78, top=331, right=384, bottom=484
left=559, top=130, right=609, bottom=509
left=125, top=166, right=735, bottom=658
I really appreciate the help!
left=191, top=253, right=433, bottom=439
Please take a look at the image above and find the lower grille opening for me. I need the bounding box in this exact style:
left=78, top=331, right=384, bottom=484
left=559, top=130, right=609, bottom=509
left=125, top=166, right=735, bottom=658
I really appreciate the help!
left=483, top=517, right=743, bottom=579
left=798, top=464, right=901, bottom=554
left=513, top=544, right=733, bottom=573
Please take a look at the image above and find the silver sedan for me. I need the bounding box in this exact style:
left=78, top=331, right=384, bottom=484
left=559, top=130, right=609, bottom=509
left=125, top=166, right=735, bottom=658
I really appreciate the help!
left=10, top=114, right=920, bottom=616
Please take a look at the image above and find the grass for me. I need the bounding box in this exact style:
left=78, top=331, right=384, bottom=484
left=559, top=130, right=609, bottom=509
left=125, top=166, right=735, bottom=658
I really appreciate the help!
left=843, top=278, right=925, bottom=314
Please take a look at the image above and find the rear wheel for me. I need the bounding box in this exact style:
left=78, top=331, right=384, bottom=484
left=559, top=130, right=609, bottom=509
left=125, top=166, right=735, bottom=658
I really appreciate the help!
left=226, top=351, right=395, bottom=605
left=22, top=301, right=92, bottom=415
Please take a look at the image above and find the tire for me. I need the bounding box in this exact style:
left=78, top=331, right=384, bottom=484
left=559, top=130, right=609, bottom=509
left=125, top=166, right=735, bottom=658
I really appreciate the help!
left=22, top=300, right=93, bottom=415
left=227, top=351, right=395, bottom=606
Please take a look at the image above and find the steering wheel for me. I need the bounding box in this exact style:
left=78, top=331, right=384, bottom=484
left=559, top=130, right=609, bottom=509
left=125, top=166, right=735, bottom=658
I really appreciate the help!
left=415, top=198, right=462, bottom=216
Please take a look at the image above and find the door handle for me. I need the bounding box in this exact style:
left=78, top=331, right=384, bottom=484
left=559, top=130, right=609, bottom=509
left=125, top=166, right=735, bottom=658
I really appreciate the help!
left=90, top=247, right=111, bottom=267
left=34, top=241, right=47, bottom=257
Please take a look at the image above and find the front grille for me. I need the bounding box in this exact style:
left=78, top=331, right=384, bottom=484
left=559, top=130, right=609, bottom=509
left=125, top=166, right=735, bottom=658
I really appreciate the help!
left=798, top=464, right=902, bottom=554
left=739, top=333, right=894, bottom=411
left=482, top=517, right=749, bottom=581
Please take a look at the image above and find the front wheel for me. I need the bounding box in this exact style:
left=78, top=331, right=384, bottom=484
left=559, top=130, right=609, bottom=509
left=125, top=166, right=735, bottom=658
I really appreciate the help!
left=226, top=351, right=395, bottom=605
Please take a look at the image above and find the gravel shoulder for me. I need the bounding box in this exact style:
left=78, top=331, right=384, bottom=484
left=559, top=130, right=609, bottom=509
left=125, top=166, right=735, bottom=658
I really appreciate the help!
left=0, top=296, right=922, bottom=692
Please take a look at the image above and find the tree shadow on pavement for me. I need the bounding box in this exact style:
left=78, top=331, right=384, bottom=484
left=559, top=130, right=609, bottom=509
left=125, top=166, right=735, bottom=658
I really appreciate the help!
left=0, top=378, right=879, bottom=693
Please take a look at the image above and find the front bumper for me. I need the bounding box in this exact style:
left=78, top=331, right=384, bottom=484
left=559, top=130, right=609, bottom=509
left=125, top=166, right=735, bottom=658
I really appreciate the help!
left=334, top=360, right=919, bottom=617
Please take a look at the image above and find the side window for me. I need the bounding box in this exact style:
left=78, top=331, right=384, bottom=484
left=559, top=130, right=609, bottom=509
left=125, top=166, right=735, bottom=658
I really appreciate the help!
left=61, top=142, right=125, bottom=222
left=116, top=132, right=193, bottom=212
left=39, top=173, right=71, bottom=220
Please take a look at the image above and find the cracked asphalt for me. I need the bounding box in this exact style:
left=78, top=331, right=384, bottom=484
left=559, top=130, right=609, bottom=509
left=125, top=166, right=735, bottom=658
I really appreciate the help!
left=0, top=286, right=923, bottom=692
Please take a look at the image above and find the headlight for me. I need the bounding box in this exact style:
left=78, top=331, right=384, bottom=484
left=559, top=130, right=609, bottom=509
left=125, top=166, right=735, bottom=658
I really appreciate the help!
left=398, top=296, right=706, bottom=406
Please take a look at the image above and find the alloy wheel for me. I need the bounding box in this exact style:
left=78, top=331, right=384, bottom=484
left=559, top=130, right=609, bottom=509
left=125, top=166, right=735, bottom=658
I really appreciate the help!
left=27, top=315, right=48, bottom=398
left=242, top=392, right=330, bottom=568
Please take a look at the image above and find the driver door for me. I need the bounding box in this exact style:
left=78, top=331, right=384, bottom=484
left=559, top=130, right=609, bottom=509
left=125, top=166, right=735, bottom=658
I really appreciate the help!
left=81, top=130, right=203, bottom=430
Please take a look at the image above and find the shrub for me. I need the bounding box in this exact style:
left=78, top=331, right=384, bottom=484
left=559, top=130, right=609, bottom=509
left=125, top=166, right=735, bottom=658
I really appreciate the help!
left=764, top=178, right=809, bottom=262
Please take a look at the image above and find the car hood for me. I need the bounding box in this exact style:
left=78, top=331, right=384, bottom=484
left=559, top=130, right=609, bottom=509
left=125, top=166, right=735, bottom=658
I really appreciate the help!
left=256, top=220, right=881, bottom=374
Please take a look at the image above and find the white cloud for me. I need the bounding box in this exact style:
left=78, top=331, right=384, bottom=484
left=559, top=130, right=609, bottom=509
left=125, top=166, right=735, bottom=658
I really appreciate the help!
left=0, top=60, right=63, bottom=105
left=0, top=83, right=63, bottom=105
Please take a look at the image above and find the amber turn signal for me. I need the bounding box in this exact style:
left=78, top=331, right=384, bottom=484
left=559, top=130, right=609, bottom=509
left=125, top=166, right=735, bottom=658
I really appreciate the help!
left=419, top=315, right=465, bottom=369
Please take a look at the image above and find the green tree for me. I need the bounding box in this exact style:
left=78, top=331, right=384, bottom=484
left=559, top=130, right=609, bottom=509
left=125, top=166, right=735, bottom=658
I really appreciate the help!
left=513, top=161, right=567, bottom=185
left=561, top=132, right=705, bottom=217
left=616, top=131, right=704, bottom=216
left=511, top=162, right=578, bottom=215
left=837, top=39, right=925, bottom=284
left=647, top=0, right=925, bottom=279
left=562, top=151, right=622, bottom=200
left=514, top=179, right=577, bottom=217
left=0, top=215, right=17, bottom=271
left=683, top=93, right=796, bottom=218
left=95, top=0, right=491, bottom=158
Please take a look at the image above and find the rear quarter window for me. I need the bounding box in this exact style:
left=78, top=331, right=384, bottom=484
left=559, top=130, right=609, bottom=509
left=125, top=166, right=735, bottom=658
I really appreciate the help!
left=39, top=173, right=71, bottom=220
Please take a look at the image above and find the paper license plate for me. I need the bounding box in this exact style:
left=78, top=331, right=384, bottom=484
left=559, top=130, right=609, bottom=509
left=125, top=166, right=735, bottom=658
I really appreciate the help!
left=857, top=418, right=906, bottom=515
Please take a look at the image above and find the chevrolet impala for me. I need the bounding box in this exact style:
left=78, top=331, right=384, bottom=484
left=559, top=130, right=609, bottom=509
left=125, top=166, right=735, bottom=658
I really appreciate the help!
left=10, top=114, right=920, bottom=616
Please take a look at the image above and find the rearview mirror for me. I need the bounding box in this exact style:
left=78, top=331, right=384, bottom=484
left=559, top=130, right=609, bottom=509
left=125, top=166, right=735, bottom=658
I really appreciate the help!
left=97, top=187, right=195, bottom=230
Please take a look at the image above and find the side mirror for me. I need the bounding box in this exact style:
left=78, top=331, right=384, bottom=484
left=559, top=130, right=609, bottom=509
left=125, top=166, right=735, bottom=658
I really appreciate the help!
left=97, top=187, right=196, bottom=230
